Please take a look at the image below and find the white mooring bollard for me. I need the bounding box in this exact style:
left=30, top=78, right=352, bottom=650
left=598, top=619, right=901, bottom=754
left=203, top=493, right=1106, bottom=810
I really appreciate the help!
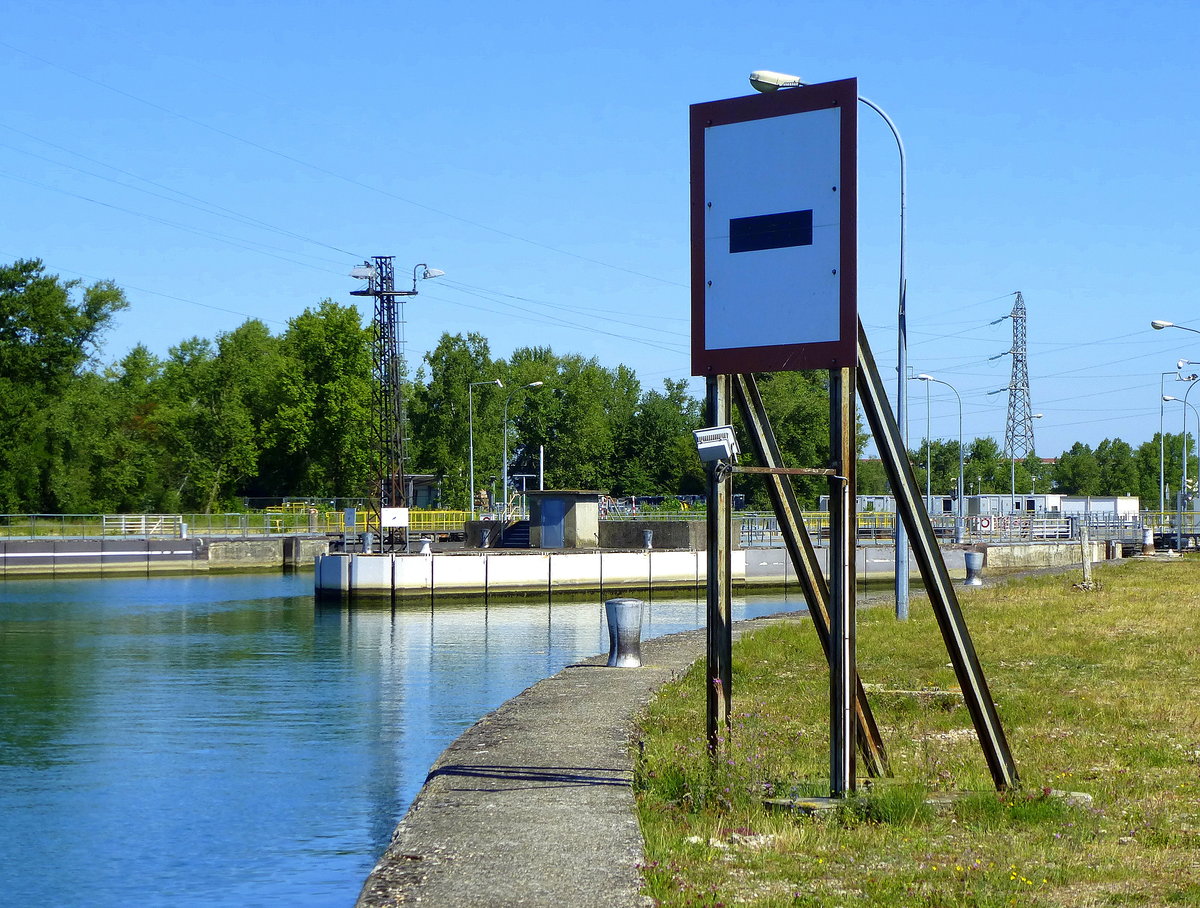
left=605, top=598, right=644, bottom=667
left=964, top=550, right=984, bottom=586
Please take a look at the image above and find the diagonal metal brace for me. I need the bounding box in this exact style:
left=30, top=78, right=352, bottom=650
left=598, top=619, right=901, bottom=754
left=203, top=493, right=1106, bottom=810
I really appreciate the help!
left=733, top=373, right=890, bottom=778
left=856, top=320, right=1019, bottom=791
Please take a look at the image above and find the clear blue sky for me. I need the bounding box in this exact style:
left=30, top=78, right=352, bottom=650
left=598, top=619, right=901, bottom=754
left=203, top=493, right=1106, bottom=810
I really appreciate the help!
left=3, top=0, right=1198, bottom=462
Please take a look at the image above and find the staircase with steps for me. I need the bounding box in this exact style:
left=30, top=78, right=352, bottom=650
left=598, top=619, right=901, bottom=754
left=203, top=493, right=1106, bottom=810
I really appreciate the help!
left=497, top=520, right=531, bottom=548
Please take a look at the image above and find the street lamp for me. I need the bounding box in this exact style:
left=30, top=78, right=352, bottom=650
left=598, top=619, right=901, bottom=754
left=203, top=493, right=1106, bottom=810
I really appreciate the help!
left=750, top=69, right=911, bottom=618
left=502, top=381, right=545, bottom=520
left=1164, top=388, right=1200, bottom=551
left=469, top=379, right=503, bottom=518
left=913, top=373, right=964, bottom=543
left=1152, top=320, right=1200, bottom=335
left=908, top=373, right=932, bottom=513
left=1160, top=366, right=1199, bottom=512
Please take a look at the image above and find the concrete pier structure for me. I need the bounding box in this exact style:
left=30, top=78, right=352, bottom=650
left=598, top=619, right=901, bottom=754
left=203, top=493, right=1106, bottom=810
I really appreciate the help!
left=314, top=549, right=747, bottom=598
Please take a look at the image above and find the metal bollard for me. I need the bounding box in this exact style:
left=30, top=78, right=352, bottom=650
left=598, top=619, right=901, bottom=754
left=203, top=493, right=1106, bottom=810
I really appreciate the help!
left=605, top=598, right=644, bottom=667
left=362, top=531, right=374, bottom=554
left=642, top=529, right=653, bottom=550
left=1143, top=527, right=1155, bottom=555
left=418, top=537, right=433, bottom=555
left=963, top=550, right=984, bottom=586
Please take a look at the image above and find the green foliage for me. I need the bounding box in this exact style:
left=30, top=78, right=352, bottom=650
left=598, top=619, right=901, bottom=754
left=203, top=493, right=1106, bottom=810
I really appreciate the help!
left=266, top=301, right=373, bottom=499
left=1053, top=441, right=1101, bottom=494
left=6, top=253, right=1197, bottom=517
left=0, top=259, right=127, bottom=511
left=735, top=371, right=833, bottom=508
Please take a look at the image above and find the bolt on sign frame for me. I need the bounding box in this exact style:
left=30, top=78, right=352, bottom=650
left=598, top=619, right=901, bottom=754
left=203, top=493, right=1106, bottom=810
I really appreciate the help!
left=691, top=79, right=1018, bottom=796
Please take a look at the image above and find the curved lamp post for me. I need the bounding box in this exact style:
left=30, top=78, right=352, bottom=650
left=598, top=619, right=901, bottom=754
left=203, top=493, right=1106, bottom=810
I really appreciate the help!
left=750, top=69, right=910, bottom=618
left=469, top=379, right=503, bottom=518
left=1152, top=320, right=1200, bottom=335
left=502, top=382, right=544, bottom=520
left=1163, top=388, right=1200, bottom=551
left=1160, top=364, right=1200, bottom=513
left=1152, top=321, right=1200, bottom=519
left=913, top=373, right=964, bottom=543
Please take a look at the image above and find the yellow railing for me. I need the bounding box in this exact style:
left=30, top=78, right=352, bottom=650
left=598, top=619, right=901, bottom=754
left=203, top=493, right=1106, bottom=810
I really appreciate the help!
left=408, top=510, right=471, bottom=532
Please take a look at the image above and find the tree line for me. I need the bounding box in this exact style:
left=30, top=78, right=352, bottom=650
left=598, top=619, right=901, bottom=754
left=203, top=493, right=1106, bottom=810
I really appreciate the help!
left=1, top=259, right=1191, bottom=514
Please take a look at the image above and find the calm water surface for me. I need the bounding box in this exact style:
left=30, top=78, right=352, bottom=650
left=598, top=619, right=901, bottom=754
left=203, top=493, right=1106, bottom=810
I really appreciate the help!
left=0, top=572, right=802, bottom=907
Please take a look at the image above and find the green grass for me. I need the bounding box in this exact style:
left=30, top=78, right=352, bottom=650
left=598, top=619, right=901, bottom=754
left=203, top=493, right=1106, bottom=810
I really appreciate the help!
left=634, top=558, right=1200, bottom=906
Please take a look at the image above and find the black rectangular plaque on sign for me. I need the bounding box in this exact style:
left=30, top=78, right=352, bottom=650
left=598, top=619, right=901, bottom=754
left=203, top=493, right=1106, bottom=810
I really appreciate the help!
left=728, top=209, right=813, bottom=253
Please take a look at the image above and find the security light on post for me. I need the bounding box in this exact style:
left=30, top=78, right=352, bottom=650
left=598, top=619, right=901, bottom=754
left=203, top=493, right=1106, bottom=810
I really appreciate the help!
left=693, top=425, right=739, bottom=482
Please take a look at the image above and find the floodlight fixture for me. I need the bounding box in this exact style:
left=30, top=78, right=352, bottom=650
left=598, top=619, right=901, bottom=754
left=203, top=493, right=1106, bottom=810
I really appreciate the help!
left=350, top=263, right=377, bottom=280
left=693, top=425, right=740, bottom=464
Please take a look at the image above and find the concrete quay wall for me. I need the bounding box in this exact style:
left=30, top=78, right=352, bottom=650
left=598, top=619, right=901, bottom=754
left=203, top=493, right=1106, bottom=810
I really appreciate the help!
left=0, top=535, right=329, bottom=577
left=314, top=549, right=746, bottom=598
left=981, top=540, right=1110, bottom=570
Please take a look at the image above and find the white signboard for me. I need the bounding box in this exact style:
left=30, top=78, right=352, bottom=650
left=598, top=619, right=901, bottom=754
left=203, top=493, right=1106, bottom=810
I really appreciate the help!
left=691, top=79, right=857, bottom=374
left=381, top=507, right=409, bottom=528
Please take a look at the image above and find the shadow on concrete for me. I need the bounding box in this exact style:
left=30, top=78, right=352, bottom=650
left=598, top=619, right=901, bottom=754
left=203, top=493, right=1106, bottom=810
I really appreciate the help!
left=427, top=763, right=630, bottom=790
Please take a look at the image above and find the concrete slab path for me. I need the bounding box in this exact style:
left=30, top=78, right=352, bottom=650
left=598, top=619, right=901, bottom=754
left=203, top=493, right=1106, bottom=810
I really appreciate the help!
left=355, top=614, right=795, bottom=907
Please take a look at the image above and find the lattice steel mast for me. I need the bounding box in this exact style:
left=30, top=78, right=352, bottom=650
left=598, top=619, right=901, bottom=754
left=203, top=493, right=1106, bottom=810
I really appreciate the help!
left=351, top=256, right=412, bottom=550
left=1003, top=292, right=1035, bottom=461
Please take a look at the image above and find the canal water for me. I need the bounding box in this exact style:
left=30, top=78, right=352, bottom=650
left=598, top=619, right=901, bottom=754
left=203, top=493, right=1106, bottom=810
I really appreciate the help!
left=0, top=572, right=803, bottom=907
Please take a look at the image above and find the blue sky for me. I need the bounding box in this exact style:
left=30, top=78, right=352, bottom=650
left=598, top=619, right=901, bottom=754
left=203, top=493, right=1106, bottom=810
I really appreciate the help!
left=2, top=0, right=1198, bottom=462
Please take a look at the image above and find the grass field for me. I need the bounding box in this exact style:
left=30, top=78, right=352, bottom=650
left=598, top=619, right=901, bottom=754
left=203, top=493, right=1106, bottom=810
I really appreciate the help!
left=634, top=557, right=1200, bottom=906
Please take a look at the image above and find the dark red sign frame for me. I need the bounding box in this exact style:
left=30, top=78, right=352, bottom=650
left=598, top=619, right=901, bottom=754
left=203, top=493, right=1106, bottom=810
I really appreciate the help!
left=690, top=78, right=858, bottom=375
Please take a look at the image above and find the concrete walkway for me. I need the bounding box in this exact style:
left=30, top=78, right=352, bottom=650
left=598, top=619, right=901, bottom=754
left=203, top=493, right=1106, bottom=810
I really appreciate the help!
left=355, top=615, right=793, bottom=907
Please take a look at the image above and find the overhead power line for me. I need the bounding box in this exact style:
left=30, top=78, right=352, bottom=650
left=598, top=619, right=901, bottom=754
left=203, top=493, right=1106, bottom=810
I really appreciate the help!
left=0, top=39, right=688, bottom=290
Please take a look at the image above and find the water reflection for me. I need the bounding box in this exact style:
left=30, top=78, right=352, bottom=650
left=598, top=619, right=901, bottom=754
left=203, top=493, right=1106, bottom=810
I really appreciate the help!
left=0, top=573, right=802, bottom=907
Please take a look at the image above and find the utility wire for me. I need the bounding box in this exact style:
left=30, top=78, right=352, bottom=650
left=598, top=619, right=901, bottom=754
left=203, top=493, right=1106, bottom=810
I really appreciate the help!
left=0, top=250, right=289, bottom=327
left=421, top=289, right=688, bottom=356
left=0, top=122, right=366, bottom=260
left=0, top=170, right=347, bottom=275
left=0, top=39, right=688, bottom=290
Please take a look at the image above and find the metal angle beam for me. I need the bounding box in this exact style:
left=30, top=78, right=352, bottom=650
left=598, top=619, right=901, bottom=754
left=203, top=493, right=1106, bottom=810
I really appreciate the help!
left=706, top=375, right=733, bottom=753
left=829, top=366, right=857, bottom=795
left=732, top=373, right=889, bottom=778
left=856, top=321, right=1019, bottom=790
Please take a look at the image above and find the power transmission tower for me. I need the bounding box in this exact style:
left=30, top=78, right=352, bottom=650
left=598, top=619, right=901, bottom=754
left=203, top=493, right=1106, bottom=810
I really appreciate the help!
left=1003, top=291, right=1036, bottom=461
left=351, top=255, right=413, bottom=551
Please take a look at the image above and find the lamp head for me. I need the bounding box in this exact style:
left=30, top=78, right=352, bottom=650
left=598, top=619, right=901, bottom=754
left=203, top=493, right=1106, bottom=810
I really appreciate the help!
left=1165, top=395, right=1179, bottom=402
left=1152, top=320, right=1174, bottom=330
left=915, top=373, right=934, bottom=382
left=421, top=267, right=445, bottom=280
left=526, top=381, right=544, bottom=389
left=494, top=379, right=504, bottom=388
left=349, top=263, right=376, bottom=280
left=749, top=70, right=805, bottom=93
